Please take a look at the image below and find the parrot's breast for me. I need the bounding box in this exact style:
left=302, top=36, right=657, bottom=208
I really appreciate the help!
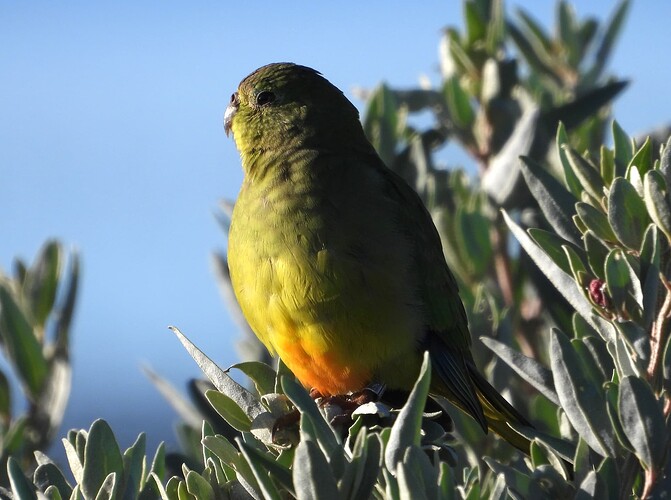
left=228, top=154, right=425, bottom=395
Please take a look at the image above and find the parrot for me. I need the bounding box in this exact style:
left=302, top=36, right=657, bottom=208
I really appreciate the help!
left=224, top=62, right=531, bottom=452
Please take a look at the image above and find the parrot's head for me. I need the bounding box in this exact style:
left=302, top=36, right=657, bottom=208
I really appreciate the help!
left=224, top=63, right=370, bottom=167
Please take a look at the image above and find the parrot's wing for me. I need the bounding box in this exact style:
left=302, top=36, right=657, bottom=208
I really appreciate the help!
left=372, top=156, right=488, bottom=430
left=373, top=157, right=472, bottom=352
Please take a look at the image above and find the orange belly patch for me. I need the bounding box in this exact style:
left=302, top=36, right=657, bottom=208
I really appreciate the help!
left=274, top=331, right=370, bottom=396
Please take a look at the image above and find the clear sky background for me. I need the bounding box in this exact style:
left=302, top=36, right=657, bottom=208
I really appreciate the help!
left=2, top=1, right=670, bottom=457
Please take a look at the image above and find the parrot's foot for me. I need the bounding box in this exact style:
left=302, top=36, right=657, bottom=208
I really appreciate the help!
left=271, top=409, right=300, bottom=445
left=317, top=387, right=382, bottom=426
left=309, top=388, right=324, bottom=399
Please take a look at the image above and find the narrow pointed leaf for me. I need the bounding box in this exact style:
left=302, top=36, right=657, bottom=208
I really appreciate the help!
left=34, top=463, right=73, bottom=499
left=0, top=284, right=48, bottom=395
left=608, top=177, right=650, bottom=249
left=575, top=471, right=606, bottom=500
left=660, top=137, right=671, bottom=186
left=573, top=438, right=591, bottom=487
left=556, top=122, right=583, bottom=198
left=480, top=337, right=558, bottom=405
left=54, top=250, right=79, bottom=351
left=82, top=420, right=124, bottom=500
left=228, top=361, right=276, bottom=397
left=293, top=439, right=339, bottom=500
left=171, top=327, right=265, bottom=419
left=385, top=352, right=431, bottom=470
left=605, top=249, right=643, bottom=321
left=528, top=229, right=572, bottom=275
left=8, top=457, right=37, bottom=500
left=640, top=225, right=661, bottom=329
left=396, top=449, right=429, bottom=500
left=443, top=76, right=474, bottom=129
left=123, top=433, right=146, bottom=500
left=562, top=146, right=604, bottom=200
left=205, top=390, right=252, bottom=432
left=281, top=377, right=340, bottom=454
left=350, top=433, right=381, bottom=500
left=93, top=473, right=117, bottom=500
left=504, top=212, right=613, bottom=340
left=618, top=376, right=666, bottom=470
left=185, top=471, right=214, bottom=500
left=483, top=458, right=531, bottom=496
left=542, top=81, right=628, bottom=131
left=507, top=22, right=560, bottom=85
left=239, top=442, right=294, bottom=496
left=576, top=203, right=616, bottom=243
left=24, top=240, right=61, bottom=330
left=584, top=231, right=609, bottom=280
left=628, top=136, right=653, bottom=175
left=143, top=366, right=202, bottom=428
left=550, top=329, right=616, bottom=457
left=519, top=156, right=581, bottom=245
left=643, top=170, right=671, bottom=241
left=507, top=424, right=576, bottom=461
left=612, top=121, right=633, bottom=176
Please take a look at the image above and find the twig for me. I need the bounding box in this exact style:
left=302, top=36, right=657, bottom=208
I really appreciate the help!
left=646, top=276, right=671, bottom=384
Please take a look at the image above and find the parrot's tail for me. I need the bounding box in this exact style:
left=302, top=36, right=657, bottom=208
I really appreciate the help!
left=468, top=363, right=533, bottom=454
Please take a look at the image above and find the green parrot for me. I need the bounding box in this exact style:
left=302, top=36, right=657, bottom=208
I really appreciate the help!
left=224, top=62, right=531, bottom=451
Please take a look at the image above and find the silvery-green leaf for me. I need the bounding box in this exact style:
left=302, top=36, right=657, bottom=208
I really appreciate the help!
left=82, top=420, right=123, bottom=500
left=384, top=352, right=431, bottom=471
left=550, top=330, right=616, bottom=457
left=574, top=471, right=605, bottom=500
left=281, top=377, right=341, bottom=462
left=604, top=249, right=643, bottom=321
left=480, top=336, right=558, bottom=405
left=528, top=229, right=573, bottom=275
left=575, top=202, right=616, bottom=243
left=171, top=327, right=265, bottom=419
left=185, top=471, right=214, bottom=500
left=7, top=457, right=37, bottom=500
left=562, top=146, right=604, bottom=200
left=520, top=156, right=581, bottom=246
left=643, top=170, right=671, bottom=241
left=293, top=439, right=339, bottom=500
left=205, top=390, right=252, bottom=432
left=640, top=225, right=661, bottom=328
left=0, top=284, right=48, bottom=396
left=612, top=121, right=633, bottom=176
left=483, top=457, right=531, bottom=496
left=238, top=443, right=287, bottom=500
left=618, top=376, right=666, bottom=470
left=608, top=177, right=651, bottom=250
left=504, top=212, right=613, bottom=341
left=628, top=136, right=653, bottom=175
left=584, top=231, right=610, bottom=280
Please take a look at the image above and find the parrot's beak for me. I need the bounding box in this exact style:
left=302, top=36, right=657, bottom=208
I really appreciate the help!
left=224, top=92, right=239, bottom=137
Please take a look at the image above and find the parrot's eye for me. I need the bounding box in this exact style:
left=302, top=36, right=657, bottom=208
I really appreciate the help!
left=230, top=93, right=237, bottom=104
left=255, top=91, right=276, bottom=106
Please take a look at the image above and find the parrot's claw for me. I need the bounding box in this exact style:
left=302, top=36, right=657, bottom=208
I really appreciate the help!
left=309, top=388, right=324, bottom=399
left=271, top=409, right=300, bottom=446
left=317, top=387, right=384, bottom=425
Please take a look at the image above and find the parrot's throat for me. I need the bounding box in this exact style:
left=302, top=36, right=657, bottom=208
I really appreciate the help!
left=241, top=144, right=319, bottom=185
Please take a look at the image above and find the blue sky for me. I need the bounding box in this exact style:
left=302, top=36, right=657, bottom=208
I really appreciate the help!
left=1, top=1, right=670, bottom=455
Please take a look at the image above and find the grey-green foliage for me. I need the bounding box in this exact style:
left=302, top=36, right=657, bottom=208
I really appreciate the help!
left=9, top=0, right=671, bottom=498
left=2, top=419, right=166, bottom=500
left=0, top=240, right=78, bottom=483
left=500, top=129, right=671, bottom=497
left=13, top=132, right=671, bottom=499
left=7, top=329, right=461, bottom=499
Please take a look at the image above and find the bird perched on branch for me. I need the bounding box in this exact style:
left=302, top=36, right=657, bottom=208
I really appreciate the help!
left=224, top=62, right=531, bottom=451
